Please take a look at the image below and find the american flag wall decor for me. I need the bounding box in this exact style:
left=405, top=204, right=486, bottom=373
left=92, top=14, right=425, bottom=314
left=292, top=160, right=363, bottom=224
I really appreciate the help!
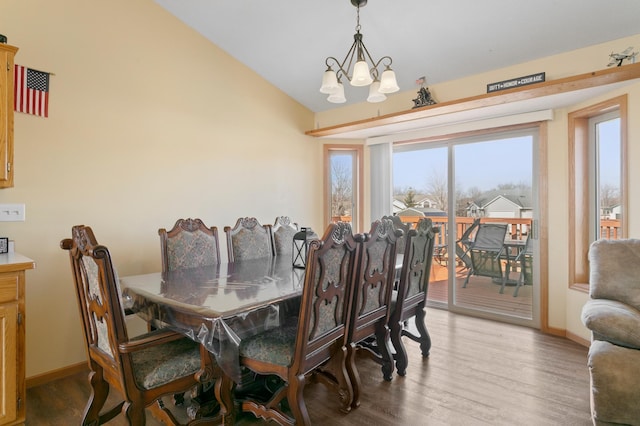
left=14, top=65, right=50, bottom=118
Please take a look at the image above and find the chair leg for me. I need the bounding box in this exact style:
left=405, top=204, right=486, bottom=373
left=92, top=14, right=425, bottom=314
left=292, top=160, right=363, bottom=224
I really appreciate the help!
left=82, top=365, right=121, bottom=426
left=288, top=373, right=312, bottom=426
left=513, top=275, right=523, bottom=297
left=499, top=275, right=507, bottom=294
left=413, top=308, right=431, bottom=358
left=462, top=268, right=473, bottom=288
left=375, top=324, right=395, bottom=381
left=390, top=320, right=408, bottom=376
left=345, top=343, right=362, bottom=409
left=122, top=400, right=146, bottom=426
left=214, top=371, right=236, bottom=425
left=315, top=344, right=353, bottom=413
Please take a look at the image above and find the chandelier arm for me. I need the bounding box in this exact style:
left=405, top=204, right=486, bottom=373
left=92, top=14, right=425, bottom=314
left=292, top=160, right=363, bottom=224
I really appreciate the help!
left=324, top=37, right=359, bottom=82
left=371, top=55, right=393, bottom=71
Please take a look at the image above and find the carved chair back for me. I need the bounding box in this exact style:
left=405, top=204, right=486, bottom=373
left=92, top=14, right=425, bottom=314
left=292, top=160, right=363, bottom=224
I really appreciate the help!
left=346, top=218, right=402, bottom=394
left=61, top=225, right=210, bottom=424
left=224, top=217, right=275, bottom=262
left=159, top=218, right=220, bottom=272
left=272, top=216, right=298, bottom=257
left=393, top=218, right=438, bottom=325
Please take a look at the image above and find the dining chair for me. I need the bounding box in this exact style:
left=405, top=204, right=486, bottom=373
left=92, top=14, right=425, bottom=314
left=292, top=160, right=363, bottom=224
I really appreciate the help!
left=159, top=218, right=221, bottom=272
left=381, top=215, right=410, bottom=255
left=224, top=217, right=275, bottom=262
left=345, top=218, right=402, bottom=409
left=271, top=216, right=298, bottom=257
left=389, top=218, right=439, bottom=376
left=61, top=225, right=225, bottom=425
left=462, top=223, right=509, bottom=293
left=381, top=215, right=410, bottom=286
left=237, top=222, right=362, bottom=424
left=158, top=218, right=221, bottom=405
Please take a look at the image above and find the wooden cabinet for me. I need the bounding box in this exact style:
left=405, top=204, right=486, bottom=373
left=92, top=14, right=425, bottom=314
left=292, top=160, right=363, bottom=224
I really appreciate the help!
left=0, top=254, right=34, bottom=425
left=0, top=44, right=18, bottom=188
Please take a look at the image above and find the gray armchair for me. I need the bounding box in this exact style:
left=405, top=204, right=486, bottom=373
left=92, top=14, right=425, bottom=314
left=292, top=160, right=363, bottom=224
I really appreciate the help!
left=581, top=238, right=640, bottom=425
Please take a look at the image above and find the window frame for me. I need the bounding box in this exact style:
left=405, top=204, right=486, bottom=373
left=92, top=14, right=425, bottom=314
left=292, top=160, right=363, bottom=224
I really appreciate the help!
left=568, top=95, right=628, bottom=291
left=323, top=144, right=364, bottom=232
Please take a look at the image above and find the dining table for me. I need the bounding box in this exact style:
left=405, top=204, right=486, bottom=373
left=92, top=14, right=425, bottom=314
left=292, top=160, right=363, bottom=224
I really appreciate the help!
left=120, top=255, right=306, bottom=423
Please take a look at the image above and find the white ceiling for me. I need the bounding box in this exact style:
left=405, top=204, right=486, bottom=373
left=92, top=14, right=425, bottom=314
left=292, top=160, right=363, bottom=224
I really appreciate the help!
left=154, top=0, right=640, bottom=113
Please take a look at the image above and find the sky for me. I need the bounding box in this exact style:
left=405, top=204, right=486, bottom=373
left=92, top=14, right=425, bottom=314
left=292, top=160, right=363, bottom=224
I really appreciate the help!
left=393, top=119, right=621, bottom=194
left=393, top=136, right=533, bottom=194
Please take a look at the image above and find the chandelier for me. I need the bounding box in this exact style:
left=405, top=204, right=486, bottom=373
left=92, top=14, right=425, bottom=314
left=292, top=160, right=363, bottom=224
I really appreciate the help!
left=319, top=0, right=399, bottom=104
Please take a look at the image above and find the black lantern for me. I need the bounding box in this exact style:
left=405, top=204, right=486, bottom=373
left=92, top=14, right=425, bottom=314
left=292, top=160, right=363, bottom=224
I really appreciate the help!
left=292, top=227, right=318, bottom=269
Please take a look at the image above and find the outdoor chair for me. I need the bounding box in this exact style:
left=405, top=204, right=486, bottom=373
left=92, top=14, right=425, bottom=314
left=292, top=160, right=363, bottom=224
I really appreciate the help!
left=346, top=218, right=402, bottom=410
left=433, top=218, right=479, bottom=268
left=463, top=223, right=508, bottom=293
left=389, top=218, right=438, bottom=376
left=61, top=225, right=224, bottom=425
left=224, top=217, right=275, bottom=262
left=238, top=222, right=361, bottom=424
left=513, top=235, right=533, bottom=297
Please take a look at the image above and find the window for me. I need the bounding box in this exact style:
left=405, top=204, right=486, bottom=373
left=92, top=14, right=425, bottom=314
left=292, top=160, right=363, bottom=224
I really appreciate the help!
left=323, top=144, right=363, bottom=232
left=569, top=96, right=627, bottom=289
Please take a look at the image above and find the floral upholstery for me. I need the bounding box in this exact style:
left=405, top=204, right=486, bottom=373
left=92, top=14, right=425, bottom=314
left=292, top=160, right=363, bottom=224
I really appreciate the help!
left=360, top=238, right=388, bottom=314
left=309, top=244, right=349, bottom=338
left=160, top=218, right=220, bottom=273
left=130, top=336, right=202, bottom=389
left=232, top=228, right=272, bottom=260
left=238, top=322, right=297, bottom=366
left=81, top=256, right=113, bottom=358
left=167, top=229, right=219, bottom=271
left=225, top=217, right=274, bottom=262
left=273, top=217, right=298, bottom=257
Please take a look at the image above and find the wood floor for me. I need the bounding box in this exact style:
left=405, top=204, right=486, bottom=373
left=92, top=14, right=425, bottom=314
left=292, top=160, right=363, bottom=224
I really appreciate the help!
left=25, top=308, right=592, bottom=425
left=428, top=263, right=533, bottom=319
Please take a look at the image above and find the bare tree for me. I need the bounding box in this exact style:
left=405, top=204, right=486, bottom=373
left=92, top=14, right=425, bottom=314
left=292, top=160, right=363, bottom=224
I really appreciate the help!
left=425, top=168, right=447, bottom=212
left=600, top=183, right=620, bottom=209
left=331, top=160, right=352, bottom=217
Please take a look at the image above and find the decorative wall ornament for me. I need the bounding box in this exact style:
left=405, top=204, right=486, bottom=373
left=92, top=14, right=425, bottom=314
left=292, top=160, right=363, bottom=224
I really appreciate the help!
left=412, top=76, right=437, bottom=109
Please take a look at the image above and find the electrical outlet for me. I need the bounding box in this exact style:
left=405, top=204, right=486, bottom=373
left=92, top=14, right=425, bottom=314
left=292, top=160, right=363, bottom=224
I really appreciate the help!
left=0, top=204, right=25, bottom=222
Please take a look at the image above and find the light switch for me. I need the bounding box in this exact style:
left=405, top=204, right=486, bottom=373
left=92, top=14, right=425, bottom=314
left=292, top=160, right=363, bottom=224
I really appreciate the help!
left=0, top=204, right=25, bottom=222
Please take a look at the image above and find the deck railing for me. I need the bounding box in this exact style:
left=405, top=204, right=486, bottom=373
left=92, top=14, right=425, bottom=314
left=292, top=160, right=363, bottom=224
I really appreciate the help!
left=331, top=216, right=622, bottom=244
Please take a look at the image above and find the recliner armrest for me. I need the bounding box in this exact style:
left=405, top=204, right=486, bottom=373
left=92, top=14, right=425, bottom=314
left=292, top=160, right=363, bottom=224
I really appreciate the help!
left=581, top=299, right=640, bottom=350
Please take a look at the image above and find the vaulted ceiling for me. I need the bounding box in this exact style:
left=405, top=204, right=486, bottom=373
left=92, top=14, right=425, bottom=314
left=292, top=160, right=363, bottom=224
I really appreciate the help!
left=155, top=0, right=640, bottom=113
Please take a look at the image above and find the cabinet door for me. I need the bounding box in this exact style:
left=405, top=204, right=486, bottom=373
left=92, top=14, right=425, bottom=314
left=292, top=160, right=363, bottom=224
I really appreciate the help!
left=0, top=45, right=16, bottom=188
left=0, top=303, right=17, bottom=425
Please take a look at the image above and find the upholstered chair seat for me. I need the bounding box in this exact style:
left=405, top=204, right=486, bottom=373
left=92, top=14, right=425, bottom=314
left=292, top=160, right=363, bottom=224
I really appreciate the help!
left=239, top=323, right=298, bottom=366
left=130, top=332, right=202, bottom=389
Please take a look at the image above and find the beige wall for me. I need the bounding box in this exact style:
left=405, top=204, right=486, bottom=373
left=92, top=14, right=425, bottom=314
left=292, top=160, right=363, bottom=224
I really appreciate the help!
left=0, top=0, right=320, bottom=378
left=316, top=34, right=640, bottom=342
left=2, top=0, right=639, bottom=380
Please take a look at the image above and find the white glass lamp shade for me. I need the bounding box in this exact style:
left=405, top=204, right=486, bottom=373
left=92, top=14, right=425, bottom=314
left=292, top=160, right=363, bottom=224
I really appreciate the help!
left=378, top=68, right=400, bottom=93
left=367, top=81, right=387, bottom=103
left=350, top=60, right=374, bottom=86
left=320, top=69, right=339, bottom=94
left=327, top=82, right=346, bottom=103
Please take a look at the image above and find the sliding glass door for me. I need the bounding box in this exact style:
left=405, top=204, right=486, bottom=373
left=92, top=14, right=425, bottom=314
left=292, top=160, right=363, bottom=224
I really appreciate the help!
left=392, top=127, right=539, bottom=327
